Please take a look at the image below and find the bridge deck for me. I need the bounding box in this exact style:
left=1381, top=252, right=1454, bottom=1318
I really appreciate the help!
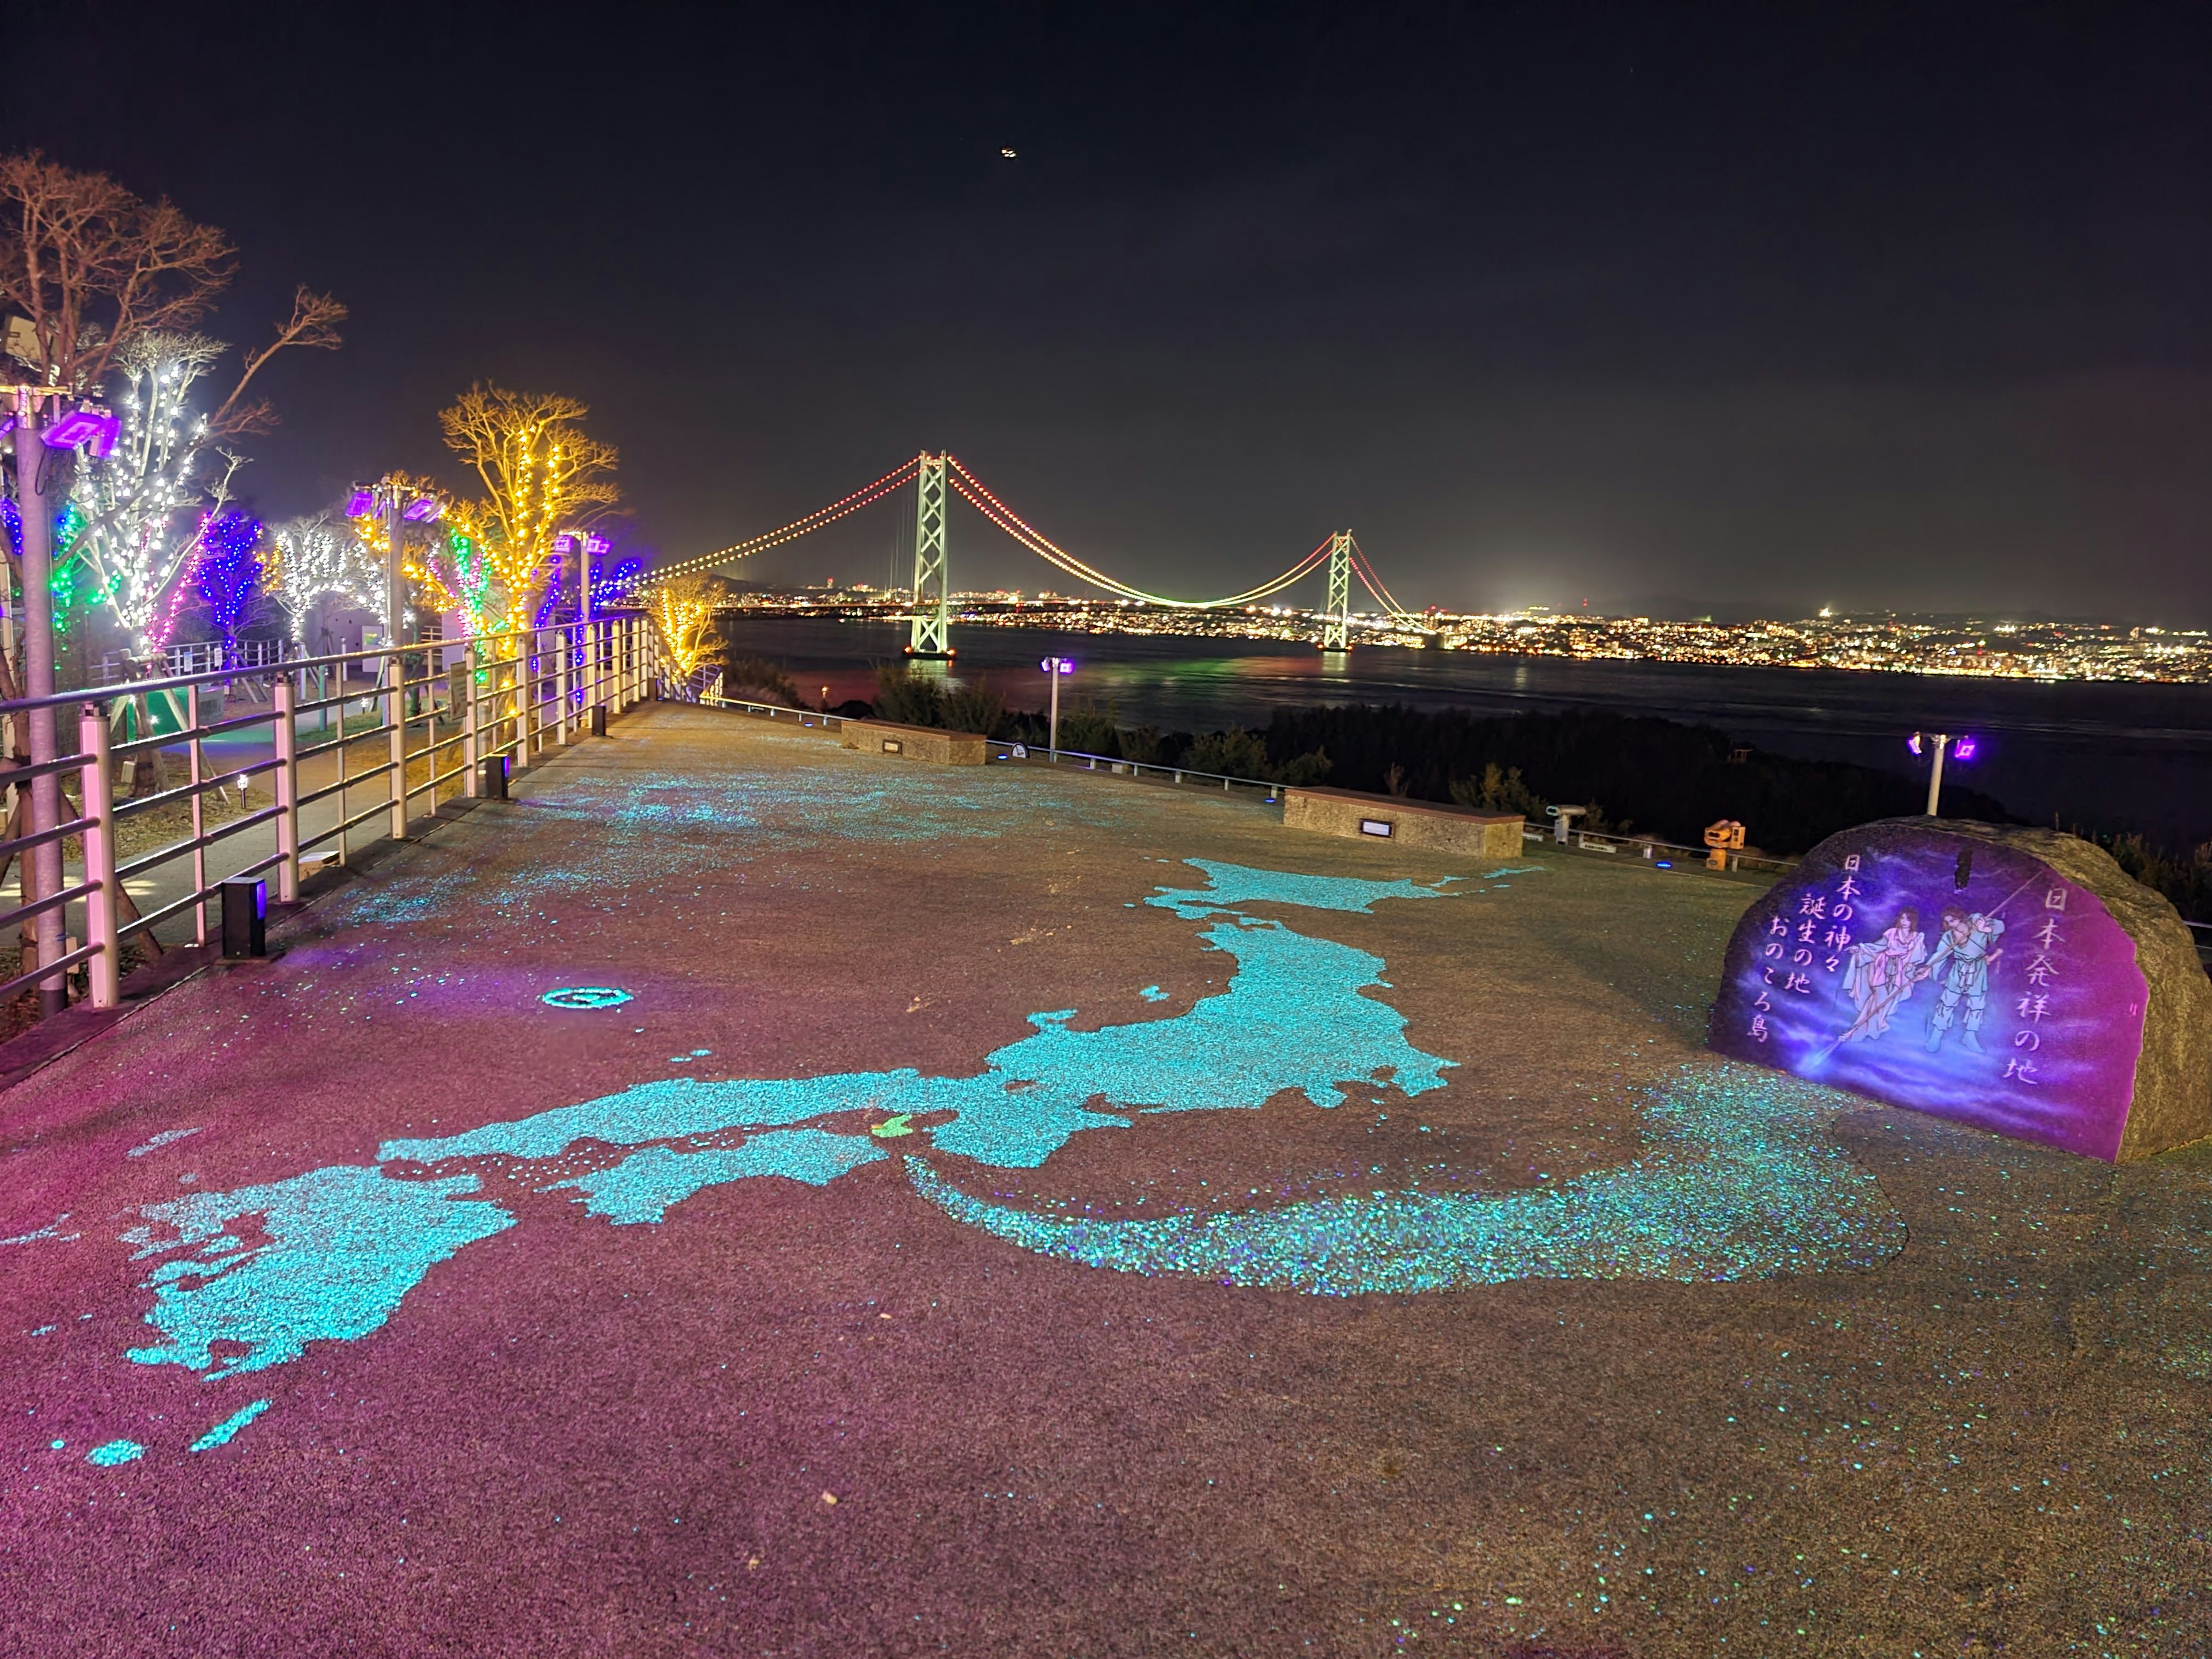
left=2, top=704, right=2205, bottom=1657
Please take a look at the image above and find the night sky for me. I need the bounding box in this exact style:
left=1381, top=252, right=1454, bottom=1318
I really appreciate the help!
left=7, top=3, right=2207, bottom=620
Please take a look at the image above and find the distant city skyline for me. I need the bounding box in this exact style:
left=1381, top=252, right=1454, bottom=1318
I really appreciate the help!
left=711, top=582, right=2212, bottom=684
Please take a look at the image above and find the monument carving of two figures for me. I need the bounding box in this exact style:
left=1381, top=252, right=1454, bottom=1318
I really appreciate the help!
left=1711, top=819, right=2211, bottom=1161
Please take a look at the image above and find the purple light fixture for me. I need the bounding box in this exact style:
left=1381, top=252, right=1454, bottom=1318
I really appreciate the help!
left=346, top=488, right=375, bottom=517
left=1952, top=735, right=1978, bottom=762
left=1906, top=732, right=1923, bottom=757
left=44, top=407, right=120, bottom=456
left=402, top=496, right=442, bottom=522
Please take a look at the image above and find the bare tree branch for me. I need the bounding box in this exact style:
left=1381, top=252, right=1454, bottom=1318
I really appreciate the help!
left=0, top=152, right=234, bottom=393
left=207, top=287, right=347, bottom=435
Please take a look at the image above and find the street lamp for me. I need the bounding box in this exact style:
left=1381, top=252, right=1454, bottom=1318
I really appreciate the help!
left=1040, top=656, right=1074, bottom=754
left=347, top=479, right=440, bottom=658
left=1908, top=730, right=1978, bottom=816
left=6, top=384, right=111, bottom=1015
left=554, top=529, right=612, bottom=622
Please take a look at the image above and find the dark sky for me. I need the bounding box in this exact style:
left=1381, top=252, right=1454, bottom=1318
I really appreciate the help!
left=8, top=2, right=2209, bottom=620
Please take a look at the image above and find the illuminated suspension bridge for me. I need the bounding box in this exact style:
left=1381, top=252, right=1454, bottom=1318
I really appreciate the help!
left=646, top=452, right=1425, bottom=656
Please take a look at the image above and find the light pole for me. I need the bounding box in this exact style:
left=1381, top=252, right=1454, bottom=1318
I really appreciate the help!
left=1040, top=656, right=1074, bottom=754
left=349, top=479, right=440, bottom=704
left=1908, top=730, right=1977, bottom=816
left=10, top=392, right=118, bottom=1016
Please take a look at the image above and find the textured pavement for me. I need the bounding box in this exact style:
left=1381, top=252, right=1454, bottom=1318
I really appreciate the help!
left=2, top=703, right=2208, bottom=1657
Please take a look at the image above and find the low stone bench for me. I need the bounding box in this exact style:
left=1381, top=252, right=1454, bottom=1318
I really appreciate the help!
left=838, top=719, right=988, bottom=766
left=1281, top=787, right=1524, bottom=858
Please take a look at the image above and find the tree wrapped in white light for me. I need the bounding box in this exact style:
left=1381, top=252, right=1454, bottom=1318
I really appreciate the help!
left=64, top=331, right=241, bottom=654
left=268, top=510, right=380, bottom=653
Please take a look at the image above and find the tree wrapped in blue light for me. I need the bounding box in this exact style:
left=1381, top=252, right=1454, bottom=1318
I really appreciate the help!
left=194, top=510, right=266, bottom=666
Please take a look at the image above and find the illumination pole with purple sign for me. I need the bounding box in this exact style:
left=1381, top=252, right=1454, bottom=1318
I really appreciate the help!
left=1041, top=656, right=1073, bottom=755
left=10, top=395, right=66, bottom=1015
left=1909, top=730, right=1978, bottom=816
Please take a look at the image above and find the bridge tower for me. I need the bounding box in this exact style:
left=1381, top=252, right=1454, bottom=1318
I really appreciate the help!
left=906, top=452, right=952, bottom=657
left=1321, top=530, right=1353, bottom=651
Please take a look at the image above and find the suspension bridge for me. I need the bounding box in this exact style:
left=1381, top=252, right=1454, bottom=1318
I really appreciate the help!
left=646, top=451, right=1427, bottom=656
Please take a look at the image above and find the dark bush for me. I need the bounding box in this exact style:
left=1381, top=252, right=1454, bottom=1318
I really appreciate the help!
left=1256, top=704, right=2013, bottom=855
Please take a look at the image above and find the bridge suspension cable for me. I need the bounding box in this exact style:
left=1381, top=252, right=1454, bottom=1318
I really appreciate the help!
left=642, top=451, right=1408, bottom=630
left=1345, top=535, right=1423, bottom=625
left=649, top=456, right=922, bottom=585
left=945, top=457, right=1334, bottom=609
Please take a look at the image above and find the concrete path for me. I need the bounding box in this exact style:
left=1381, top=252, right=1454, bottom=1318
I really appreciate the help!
left=1, top=705, right=2206, bottom=1657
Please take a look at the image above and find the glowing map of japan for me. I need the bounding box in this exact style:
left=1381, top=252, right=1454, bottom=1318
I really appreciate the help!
left=120, top=859, right=1902, bottom=1422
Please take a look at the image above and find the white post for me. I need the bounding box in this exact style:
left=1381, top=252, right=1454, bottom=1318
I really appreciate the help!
left=463, top=642, right=480, bottom=796
left=188, top=688, right=209, bottom=943
left=387, top=648, right=407, bottom=841
left=273, top=676, right=299, bottom=903
left=78, top=704, right=119, bottom=1009
left=557, top=624, right=571, bottom=744
left=1048, top=666, right=1060, bottom=755
left=519, top=630, right=536, bottom=766
left=1926, top=734, right=1949, bottom=817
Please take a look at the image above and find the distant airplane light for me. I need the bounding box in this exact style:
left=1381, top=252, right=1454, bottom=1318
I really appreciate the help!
left=1000, top=147, right=1017, bottom=158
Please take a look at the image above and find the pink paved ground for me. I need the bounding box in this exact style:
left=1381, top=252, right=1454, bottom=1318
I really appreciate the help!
left=2, top=705, right=2208, bottom=1657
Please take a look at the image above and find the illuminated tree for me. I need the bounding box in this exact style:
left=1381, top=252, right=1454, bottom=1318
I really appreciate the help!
left=437, top=385, right=618, bottom=635
left=650, top=575, right=722, bottom=683
left=268, top=510, right=380, bottom=651
left=64, top=333, right=241, bottom=654
left=400, top=521, right=495, bottom=640
left=0, top=154, right=343, bottom=666
left=192, top=510, right=264, bottom=665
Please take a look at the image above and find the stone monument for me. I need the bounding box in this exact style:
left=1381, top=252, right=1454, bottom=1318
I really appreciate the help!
left=1709, top=818, right=2211, bottom=1161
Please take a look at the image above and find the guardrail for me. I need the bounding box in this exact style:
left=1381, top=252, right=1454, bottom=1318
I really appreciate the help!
left=0, top=612, right=650, bottom=1016
left=1522, top=821, right=1800, bottom=877
left=987, top=741, right=1285, bottom=803
left=679, top=688, right=1802, bottom=880
left=696, top=687, right=847, bottom=729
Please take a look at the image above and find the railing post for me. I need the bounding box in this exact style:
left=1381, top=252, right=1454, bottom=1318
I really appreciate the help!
left=518, top=631, right=534, bottom=766
left=557, top=623, right=572, bottom=744
left=463, top=642, right=480, bottom=796
left=188, top=686, right=210, bottom=941
left=273, top=675, right=299, bottom=903
left=78, top=703, right=119, bottom=1009
left=387, top=647, right=407, bottom=842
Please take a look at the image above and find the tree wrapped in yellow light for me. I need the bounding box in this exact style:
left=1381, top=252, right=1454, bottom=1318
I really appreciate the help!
left=437, top=385, right=618, bottom=636
left=652, top=575, right=722, bottom=685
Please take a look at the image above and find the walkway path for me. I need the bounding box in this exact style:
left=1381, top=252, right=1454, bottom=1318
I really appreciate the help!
left=1, top=705, right=2206, bottom=1656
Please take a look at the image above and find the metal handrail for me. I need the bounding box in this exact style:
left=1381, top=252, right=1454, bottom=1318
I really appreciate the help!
left=0, top=613, right=652, bottom=1015
left=1528, top=821, right=1801, bottom=875
left=988, top=741, right=1285, bottom=800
